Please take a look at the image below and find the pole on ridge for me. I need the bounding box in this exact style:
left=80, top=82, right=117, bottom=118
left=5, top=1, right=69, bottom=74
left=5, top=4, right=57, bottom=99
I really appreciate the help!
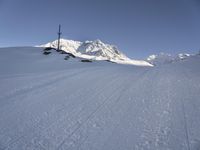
left=57, top=24, right=62, bottom=51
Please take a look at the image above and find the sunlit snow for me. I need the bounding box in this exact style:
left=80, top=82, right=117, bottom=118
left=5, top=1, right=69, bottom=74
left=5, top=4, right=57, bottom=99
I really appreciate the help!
left=0, top=47, right=200, bottom=150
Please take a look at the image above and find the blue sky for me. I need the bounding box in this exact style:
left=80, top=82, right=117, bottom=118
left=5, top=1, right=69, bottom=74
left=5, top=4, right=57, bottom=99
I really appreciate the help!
left=0, top=0, right=200, bottom=59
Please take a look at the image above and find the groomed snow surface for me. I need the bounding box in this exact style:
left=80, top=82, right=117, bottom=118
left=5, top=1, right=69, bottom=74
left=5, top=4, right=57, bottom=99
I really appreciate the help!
left=0, top=47, right=200, bottom=150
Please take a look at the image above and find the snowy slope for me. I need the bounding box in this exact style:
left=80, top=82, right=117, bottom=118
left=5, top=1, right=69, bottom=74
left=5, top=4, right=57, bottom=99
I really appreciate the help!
left=40, top=39, right=153, bottom=66
left=0, top=47, right=200, bottom=150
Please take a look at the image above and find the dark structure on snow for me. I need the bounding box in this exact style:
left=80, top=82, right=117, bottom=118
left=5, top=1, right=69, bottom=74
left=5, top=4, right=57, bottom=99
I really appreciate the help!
left=57, top=24, right=62, bottom=51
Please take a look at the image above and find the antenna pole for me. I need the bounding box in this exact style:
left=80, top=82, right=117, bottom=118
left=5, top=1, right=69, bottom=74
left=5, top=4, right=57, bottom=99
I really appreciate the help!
left=57, top=24, right=62, bottom=51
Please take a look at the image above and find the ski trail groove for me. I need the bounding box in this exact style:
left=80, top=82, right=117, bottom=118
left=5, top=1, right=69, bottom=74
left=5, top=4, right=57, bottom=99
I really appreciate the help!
left=0, top=69, right=87, bottom=102
left=57, top=70, right=149, bottom=150
left=55, top=80, right=131, bottom=149
left=2, top=71, right=121, bottom=149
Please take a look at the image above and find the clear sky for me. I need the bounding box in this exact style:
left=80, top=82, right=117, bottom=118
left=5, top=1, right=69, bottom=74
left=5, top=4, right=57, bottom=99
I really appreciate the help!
left=0, top=0, right=200, bottom=59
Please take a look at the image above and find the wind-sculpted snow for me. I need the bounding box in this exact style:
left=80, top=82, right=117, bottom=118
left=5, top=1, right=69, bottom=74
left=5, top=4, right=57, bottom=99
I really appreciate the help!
left=0, top=47, right=200, bottom=150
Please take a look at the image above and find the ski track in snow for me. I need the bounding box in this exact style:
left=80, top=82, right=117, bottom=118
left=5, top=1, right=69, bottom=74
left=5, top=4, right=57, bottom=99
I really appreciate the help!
left=0, top=47, right=200, bottom=150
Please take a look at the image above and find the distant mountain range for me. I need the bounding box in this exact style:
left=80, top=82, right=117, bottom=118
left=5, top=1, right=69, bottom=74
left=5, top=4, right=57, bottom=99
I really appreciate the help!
left=40, top=38, right=199, bottom=67
left=146, top=53, right=196, bottom=66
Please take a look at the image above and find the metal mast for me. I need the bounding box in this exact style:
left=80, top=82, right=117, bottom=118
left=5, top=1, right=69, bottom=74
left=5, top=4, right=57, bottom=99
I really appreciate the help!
left=57, top=24, right=62, bottom=51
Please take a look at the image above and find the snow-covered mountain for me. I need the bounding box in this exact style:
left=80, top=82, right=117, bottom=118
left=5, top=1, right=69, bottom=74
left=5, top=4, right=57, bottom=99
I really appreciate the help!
left=77, top=40, right=127, bottom=60
left=40, top=39, right=153, bottom=66
left=146, top=52, right=192, bottom=66
left=41, top=39, right=82, bottom=54
left=177, top=53, right=191, bottom=60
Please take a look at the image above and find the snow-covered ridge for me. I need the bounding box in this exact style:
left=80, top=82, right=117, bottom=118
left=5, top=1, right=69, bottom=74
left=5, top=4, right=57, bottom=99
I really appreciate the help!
left=40, top=39, right=82, bottom=54
left=40, top=39, right=153, bottom=67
